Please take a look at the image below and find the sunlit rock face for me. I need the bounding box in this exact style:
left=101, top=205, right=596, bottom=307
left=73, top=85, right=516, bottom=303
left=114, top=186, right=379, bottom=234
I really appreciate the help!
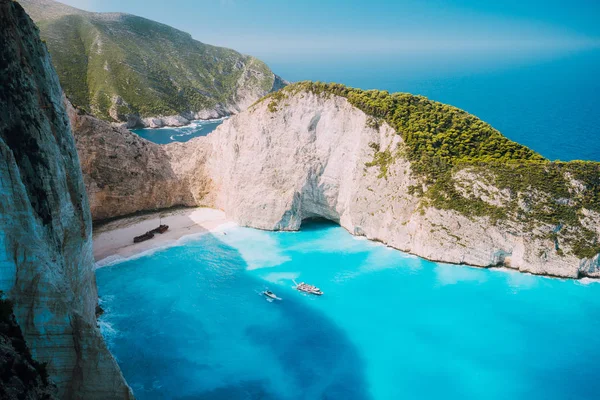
left=70, top=85, right=600, bottom=279
left=0, top=0, right=131, bottom=398
left=204, top=91, right=600, bottom=279
left=67, top=102, right=207, bottom=221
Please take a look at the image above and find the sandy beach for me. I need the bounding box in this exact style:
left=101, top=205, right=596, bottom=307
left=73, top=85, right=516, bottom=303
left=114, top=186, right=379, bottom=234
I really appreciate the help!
left=93, top=207, right=231, bottom=266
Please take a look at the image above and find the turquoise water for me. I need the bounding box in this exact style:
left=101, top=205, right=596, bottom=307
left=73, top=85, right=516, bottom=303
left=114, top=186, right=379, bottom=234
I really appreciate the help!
left=131, top=119, right=224, bottom=144
left=96, top=221, right=600, bottom=399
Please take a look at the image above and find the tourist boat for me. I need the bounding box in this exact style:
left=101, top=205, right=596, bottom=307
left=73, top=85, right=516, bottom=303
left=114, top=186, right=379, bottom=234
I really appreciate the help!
left=293, top=281, right=323, bottom=296
left=263, top=290, right=278, bottom=300
left=133, top=231, right=154, bottom=243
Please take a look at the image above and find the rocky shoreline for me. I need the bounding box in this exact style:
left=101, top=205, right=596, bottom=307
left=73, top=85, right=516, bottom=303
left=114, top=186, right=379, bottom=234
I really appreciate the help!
left=69, top=86, right=600, bottom=280
left=119, top=75, right=289, bottom=129
left=121, top=108, right=232, bottom=129
left=92, top=204, right=600, bottom=282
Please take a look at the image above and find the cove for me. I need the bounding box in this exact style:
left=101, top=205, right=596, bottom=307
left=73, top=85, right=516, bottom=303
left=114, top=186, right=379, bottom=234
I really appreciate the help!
left=131, top=119, right=224, bottom=144
left=96, top=220, right=600, bottom=399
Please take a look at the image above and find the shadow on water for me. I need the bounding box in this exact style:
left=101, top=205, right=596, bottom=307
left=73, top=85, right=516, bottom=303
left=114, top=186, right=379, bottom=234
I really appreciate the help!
left=96, top=231, right=372, bottom=400
left=175, top=380, right=277, bottom=400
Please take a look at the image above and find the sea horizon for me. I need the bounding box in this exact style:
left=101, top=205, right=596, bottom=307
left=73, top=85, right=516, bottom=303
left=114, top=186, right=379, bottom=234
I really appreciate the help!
left=266, top=48, right=600, bottom=162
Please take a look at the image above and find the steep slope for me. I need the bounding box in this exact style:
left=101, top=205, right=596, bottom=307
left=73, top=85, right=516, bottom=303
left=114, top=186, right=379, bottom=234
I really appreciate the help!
left=67, top=102, right=210, bottom=220
left=19, top=0, right=284, bottom=126
left=0, top=0, right=131, bottom=398
left=206, top=82, right=600, bottom=278
left=71, top=82, right=600, bottom=278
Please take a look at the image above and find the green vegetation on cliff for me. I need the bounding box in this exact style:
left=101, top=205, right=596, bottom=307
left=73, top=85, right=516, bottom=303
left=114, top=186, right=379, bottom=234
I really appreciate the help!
left=19, top=0, right=280, bottom=121
left=260, top=81, right=600, bottom=259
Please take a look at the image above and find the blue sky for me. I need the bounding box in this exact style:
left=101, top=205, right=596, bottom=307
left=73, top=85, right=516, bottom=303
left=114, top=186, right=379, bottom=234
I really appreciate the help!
left=59, top=0, right=600, bottom=62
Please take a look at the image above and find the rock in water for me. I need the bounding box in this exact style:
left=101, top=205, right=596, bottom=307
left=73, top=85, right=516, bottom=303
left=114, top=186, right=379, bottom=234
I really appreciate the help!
left=0, top=0, right=132, bottom=398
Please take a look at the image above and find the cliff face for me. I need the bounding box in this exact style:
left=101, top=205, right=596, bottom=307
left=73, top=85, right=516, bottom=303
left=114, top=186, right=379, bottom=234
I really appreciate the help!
left=76, top=85, right=600, bottom=278
left=0, top=1, right=131, bottom=398
left=66, top=77, right=600, bottom=279
left=205, top=89, right=600, bottom=278
left=67, top=102, right=208, bottom=221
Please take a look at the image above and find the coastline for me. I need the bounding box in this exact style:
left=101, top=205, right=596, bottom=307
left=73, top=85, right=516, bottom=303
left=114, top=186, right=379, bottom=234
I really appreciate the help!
left=346, top=227, right=600, bottom=282
left=128, top=116, right=229, bottom=131
left=93, top=207, right=232, bottom=267
left=121, top=109, right=233, bottom=129
left=93, top=207, right=600, bottom=282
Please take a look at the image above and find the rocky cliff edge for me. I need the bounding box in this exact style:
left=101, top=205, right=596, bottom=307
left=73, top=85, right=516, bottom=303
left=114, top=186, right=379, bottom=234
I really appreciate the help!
left=0, top=0, right=132, bottom=398
left=76, top=82, right=600, bottom=279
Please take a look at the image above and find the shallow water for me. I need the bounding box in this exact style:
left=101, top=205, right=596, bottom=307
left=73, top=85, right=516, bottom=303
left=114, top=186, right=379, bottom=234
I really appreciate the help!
left=96, top=221, right=600, bottom=399
left=131, top=119, right=224, bottom=144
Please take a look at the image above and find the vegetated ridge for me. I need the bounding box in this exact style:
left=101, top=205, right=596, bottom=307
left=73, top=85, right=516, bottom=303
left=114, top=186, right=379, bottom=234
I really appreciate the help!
left=19, top=0, right=285, bottom=125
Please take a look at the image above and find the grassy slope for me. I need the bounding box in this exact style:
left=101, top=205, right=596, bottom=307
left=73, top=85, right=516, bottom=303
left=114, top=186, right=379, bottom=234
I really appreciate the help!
left=260, top=82, right=600, bottom=259
left=21, top=0, right=276, bottom=120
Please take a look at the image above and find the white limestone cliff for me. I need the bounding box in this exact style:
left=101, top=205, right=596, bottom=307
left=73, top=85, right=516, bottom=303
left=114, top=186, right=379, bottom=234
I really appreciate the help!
left=0, top=1, right=132, bottom=398
left=68, top=85, right=600, bottom=280
left=204, top=91, right=600, bottom=278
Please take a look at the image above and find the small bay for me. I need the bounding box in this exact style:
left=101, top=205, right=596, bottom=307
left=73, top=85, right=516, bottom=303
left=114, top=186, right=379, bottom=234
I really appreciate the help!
left=96, top=221, right=600, bottom=399
left=131, top=119, right=225, bottom=144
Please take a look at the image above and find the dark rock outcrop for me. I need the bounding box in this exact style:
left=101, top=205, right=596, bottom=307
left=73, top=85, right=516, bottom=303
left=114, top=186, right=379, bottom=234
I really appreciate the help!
left=0, top=295, right=58, bottom=400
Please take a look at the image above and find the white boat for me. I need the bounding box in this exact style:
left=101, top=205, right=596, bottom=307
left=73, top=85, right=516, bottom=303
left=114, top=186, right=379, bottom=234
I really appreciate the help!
left=293, top=281, right=323, bottom=296
left=263, top=290, right=278, bottom=300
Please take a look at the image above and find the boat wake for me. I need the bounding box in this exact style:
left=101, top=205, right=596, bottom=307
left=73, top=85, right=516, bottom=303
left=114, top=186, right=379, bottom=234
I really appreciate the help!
left=256, top=288, right=282, bottom=302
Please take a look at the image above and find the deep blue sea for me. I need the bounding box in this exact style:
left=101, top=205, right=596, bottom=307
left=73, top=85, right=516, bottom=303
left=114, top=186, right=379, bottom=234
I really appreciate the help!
left=270, top=49, right=600, bottom=162
left=131, top=119, right=224, bottom=144
left=131, top=50, right=599, bottom=160
left=97, top=221, right=600, bottom=400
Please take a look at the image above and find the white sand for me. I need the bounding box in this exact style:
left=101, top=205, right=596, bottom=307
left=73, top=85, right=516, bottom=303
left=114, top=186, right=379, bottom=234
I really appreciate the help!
left=93, top=207, right=231, bottom=266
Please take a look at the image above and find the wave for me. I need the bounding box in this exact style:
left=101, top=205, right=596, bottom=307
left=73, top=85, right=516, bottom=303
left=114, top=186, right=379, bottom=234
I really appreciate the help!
left=95, top=222, right=238, bottom=268
left=95, top=254, right=126, bottom=268
left=137, top=117, right=228, bottom=131
left=577, top=277, right=600, bottom=285
left=97, top=319, right=118, bottom=349
left=192, top=116, right=229, bottom=124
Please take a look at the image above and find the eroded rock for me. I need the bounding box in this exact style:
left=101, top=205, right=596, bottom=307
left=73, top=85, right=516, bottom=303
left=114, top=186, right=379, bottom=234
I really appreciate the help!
left=0, top=1, right=132, bottom=398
